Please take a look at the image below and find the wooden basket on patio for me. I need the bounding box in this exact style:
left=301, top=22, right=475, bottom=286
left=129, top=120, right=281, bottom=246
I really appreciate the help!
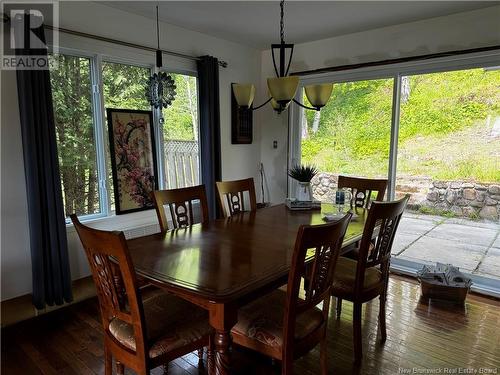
left=417, top=263, right=472, bottom=304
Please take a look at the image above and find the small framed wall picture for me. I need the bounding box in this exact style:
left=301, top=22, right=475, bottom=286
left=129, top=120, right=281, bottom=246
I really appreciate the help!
left=107, top=108, right=159, bottom=215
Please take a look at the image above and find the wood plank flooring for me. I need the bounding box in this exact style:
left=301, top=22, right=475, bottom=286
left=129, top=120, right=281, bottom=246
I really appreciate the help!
left=2, top=275, right=499, bottom=374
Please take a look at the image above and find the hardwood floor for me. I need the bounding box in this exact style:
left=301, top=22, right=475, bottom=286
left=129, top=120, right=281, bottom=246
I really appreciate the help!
left=2, top=275, right=499, bottom=374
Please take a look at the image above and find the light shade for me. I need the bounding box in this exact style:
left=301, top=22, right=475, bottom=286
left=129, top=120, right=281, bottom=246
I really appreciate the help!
left=304, top=83, right=333, bottom=109
left=267, top=76, right=299, bottom=106
left=232, top=83, right=256, bottom=108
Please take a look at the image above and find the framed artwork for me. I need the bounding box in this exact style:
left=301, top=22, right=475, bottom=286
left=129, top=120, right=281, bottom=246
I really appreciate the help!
left=231, top=83, right=253, bottom=144
left=107, top=108, right=159, bottom=215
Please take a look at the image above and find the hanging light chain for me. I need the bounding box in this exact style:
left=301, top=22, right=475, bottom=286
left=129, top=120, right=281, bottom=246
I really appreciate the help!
left=280, top=0, right=285, bottom=44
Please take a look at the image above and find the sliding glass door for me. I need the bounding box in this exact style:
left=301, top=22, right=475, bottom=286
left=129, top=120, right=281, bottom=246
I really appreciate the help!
left=292, top=54, right=500, bottom=295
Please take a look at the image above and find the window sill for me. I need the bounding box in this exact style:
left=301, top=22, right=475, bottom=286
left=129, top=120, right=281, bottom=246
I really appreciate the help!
left=66, top=209, right=158, bottom=233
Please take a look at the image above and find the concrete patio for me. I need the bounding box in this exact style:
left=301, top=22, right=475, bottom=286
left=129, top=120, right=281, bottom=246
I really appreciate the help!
left=392, top=212, right=500, bottom=280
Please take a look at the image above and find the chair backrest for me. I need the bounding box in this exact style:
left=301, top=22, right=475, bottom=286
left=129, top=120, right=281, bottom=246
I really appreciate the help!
left=70, top=215, right=148, bottom=359
left=282, top=213, right=352, bottom=362
left=337, top=175, right=388, bottom=209
left=216, top=178, right=257, bottom=217
left=152, top=185, right=209, bottom=232
left=354, top=195, right=409, bottom=294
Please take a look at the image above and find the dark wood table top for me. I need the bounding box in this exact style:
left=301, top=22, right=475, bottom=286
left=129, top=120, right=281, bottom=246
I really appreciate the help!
left=127, top=204, right=367, bottom=304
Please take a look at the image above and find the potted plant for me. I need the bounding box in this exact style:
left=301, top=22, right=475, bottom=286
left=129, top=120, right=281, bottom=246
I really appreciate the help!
left=288, top=164, right=318, bottom=201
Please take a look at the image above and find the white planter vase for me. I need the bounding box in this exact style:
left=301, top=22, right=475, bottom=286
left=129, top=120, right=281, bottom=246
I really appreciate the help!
left=296, top=182, right=313, bottom=201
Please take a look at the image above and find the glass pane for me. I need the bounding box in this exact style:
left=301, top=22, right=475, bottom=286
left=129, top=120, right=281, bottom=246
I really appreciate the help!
left=301, top=78, right=394, bottom=202
left=162, top=73, right=200, bottom=189
left=50, top=54, right=100, bottom=217
left=393, top=68, right=500, bottom=281
left=102, top=61, right=151, bottom=210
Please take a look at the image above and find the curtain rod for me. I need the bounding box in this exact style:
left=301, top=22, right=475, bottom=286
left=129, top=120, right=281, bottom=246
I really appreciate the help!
left=291, top=45, right=500, bottom=77
left=45, top=25, right=227, bottom=68
left=1, top=15, right=228, bottom=68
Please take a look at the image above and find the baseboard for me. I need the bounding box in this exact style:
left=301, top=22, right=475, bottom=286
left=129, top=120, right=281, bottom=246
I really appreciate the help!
left=1, top=276, right=96, bottom=328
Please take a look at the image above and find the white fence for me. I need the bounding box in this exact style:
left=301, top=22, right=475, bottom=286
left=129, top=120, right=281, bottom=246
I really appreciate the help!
left=164, top=140, right=200, bottom=189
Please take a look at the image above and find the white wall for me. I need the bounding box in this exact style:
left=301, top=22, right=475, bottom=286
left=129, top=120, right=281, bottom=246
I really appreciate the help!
left=258, top=5, right=500, bottom=204
left=1, top=1, right=262, bottom=301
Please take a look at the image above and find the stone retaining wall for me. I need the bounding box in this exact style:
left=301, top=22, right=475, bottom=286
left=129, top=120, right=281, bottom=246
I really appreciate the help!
left=311, top=173, right=500, bottom=221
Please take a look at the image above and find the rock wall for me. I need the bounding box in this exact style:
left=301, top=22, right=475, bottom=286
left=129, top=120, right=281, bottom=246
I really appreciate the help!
left=311, top=173, right=500, bottom=221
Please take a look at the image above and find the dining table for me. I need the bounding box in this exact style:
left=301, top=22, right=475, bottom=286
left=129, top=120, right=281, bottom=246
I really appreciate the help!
left=126, top=203, right=368, bottom=375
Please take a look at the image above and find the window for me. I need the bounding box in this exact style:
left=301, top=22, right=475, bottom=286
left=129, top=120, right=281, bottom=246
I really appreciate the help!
left=162, top=73, right=200, bottom=189
left=50, top=53, right=101, bottom=217
left=50, top=51, right=201, bottom=220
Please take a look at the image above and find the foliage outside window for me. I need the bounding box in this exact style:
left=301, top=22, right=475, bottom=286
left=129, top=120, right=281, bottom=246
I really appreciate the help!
left=50, top=54, right=100, bottom=217
left=301, top=68, right=500, bottom=182
left=301, top=78, right=393, bottom=178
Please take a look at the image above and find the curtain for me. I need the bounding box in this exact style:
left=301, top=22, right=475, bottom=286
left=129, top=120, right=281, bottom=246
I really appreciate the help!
left=15, top=15, right=73, bottom=309
left=197, top=56, right=222, bottom=219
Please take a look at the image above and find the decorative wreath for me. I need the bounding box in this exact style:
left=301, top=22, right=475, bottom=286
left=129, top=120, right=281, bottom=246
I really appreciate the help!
left=145, top=72, right=177, bottom=109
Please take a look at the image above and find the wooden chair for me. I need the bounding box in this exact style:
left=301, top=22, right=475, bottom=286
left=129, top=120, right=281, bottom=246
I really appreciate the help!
left=231, top=213, right=352, bottom=375
left=70, top=215, right=212, bottom=375
left=332, top=195, right=409, bottom=363
left=216, top=178, right=257, bottom=217
left=152, top=185, right=209, bottom=232
left=337, top=175, right=388, bottom=209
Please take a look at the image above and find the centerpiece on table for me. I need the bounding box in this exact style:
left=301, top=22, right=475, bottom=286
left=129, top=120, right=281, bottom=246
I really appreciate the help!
left=286, top=164, right=321, bottom=210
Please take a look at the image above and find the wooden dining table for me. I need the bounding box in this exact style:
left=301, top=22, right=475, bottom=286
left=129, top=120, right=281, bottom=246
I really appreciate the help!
left=127, top=203, right=368, bottom=375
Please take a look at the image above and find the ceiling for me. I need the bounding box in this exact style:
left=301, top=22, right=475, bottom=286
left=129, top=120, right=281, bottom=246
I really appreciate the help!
left=101, top=1, right=499, bottom=49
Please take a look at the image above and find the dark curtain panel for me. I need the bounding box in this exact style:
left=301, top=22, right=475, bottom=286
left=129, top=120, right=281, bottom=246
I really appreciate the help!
left=15, top=15, right=73, bottom=309
left=197, top=56, right=222, bottom=219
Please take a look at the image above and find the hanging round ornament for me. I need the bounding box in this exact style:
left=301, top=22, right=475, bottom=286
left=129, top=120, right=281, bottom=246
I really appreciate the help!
left=146, top=71, right=177, bottom=109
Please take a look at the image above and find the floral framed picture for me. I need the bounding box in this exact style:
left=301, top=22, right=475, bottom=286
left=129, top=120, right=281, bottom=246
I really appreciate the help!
left=107, top=108, right=159, bottom=215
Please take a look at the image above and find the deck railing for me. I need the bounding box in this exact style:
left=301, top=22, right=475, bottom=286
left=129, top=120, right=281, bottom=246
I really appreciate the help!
left=163, top=140, right=200, bottom=189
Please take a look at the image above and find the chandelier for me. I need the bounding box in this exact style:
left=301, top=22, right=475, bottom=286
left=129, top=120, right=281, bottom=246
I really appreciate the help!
left=145, top=6, right=177, bottom=123
left=232, top=0, right=333, bottom=114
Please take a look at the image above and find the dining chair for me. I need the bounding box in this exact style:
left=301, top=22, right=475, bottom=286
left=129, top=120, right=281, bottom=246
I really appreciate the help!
left=70, top=215, right=213, bottom=375
left=337, top=175, right=388, bottom=260
left=337, top=175, right=388, bottom=209
left=216, top=177, right=257, bottom=217
left=152, top=185, right=209, bottom=232
left=332, top=195, right=409, bottom=363
left=231, top=213, right=352, bottom=375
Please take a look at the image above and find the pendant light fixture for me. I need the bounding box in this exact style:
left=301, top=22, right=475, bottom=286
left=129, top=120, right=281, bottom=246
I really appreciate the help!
left=145, top=5, right=177, bottom=123
left=232, top=0, right=333, bottom=114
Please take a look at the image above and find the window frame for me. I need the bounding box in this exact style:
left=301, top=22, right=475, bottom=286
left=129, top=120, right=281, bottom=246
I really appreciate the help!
left=50, top=46, right=202, bottom=223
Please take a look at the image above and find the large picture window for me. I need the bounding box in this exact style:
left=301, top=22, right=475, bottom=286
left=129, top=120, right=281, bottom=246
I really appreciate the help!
left=50, top=52, right=201, bottom=220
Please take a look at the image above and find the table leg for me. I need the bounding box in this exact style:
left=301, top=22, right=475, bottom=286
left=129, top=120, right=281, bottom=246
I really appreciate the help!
left=209, top=304, right=237, bottom=375
left=214, top=329, right=231, bottom=375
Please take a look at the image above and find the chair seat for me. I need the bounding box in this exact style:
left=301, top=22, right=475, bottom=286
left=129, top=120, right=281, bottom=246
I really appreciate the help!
left=332, top=257, right=383, bottom=299
left=109, top=288, right=211, bottom=359
left=231, top=290, right=324, bottom=351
